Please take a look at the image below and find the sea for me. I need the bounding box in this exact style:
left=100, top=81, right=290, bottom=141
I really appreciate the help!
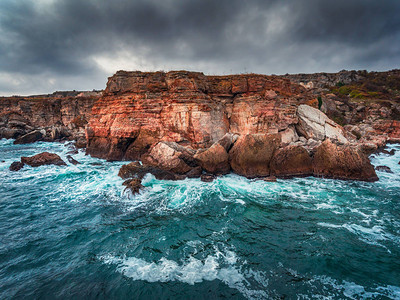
left=0, top=138, right=399, bottom=299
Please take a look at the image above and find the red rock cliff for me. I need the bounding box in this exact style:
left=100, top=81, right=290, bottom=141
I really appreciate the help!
left=86, top=71, right=314, bottom=160
left=0, top=91, right=101, bottom=145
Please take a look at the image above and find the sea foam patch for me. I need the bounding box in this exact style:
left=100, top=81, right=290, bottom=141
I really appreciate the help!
left=101, top=248, right=269, bottom=299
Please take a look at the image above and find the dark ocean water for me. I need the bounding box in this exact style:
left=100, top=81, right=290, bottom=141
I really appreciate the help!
left=0, top=138, right=399, bottom=299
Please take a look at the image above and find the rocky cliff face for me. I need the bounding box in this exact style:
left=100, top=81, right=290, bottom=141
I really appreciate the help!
left=86, top=71, right=314, bottom=160
left=0, top=91, right=101, bottom=146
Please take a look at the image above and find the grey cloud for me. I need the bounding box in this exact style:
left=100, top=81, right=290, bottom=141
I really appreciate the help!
left=0, top=0, right=399, bottom=95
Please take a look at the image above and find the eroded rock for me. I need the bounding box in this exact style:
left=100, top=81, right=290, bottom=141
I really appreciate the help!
left=313, top=140, right=378, bottom=182
left=296, top=105, right=348, bottom=144
left=194, top=143, right=230, bottom=174
left=270, top=145, right=313, bottom=178
left=13, top=130, right=45, bottom=144
left=229, top=134, right=280, bottom=178
left=21, top=152, right=67, bottom=167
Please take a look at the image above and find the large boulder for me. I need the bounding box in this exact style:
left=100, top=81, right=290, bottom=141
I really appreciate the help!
left=270, top=145, right=313, bottom=178
left=296, top=105, right=348, bottom=144
left=313, top=139, right=378, bottom=182
left=13, top=130, right=45, bottom=144
left=142, top=142, right=196, bottom=174
left=21, top=152, right=67, bottom=167
left=194, top=143, right=230, bottom=174
left=229, top=133, right=280, bottom=178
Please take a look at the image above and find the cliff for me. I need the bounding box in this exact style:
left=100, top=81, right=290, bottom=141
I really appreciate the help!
left=86, top=71, right=314, bottom=160
left=0, top=91, right=101, bottom=146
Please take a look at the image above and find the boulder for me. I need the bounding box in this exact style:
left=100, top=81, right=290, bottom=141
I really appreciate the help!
left=194, top=143, right=230, bottom=174
left=9, top=161, right=24, bottom=171
left=229, top=133, right=280, bottom=178
left=313, top=140, right=378, bottom=182
left=13, top=130, right=45, bottom=144
left=296, top=105, right=348, bottom=144
left=21, top=152, right=67, bottom=167
left=270, top=145, right=313, bottom=178
left=280, top=126, right=299, bottom=145
left=122, top=178, right=143, bottom=194
left=142, top=142, right=195, bottom=174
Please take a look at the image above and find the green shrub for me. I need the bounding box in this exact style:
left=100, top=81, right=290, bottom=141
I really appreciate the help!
left=317, top=96, right=323, bottom=109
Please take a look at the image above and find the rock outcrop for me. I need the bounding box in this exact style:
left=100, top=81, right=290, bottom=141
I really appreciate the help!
left=21, top=152, right=67, bottom=167
left=0, top=91, right=100, bottom=145
left=313, top=140, right=378, bottom=182
left=86, top=71, right=313, bottom=160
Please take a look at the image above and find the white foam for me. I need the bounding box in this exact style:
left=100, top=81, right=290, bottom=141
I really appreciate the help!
left=102, top=248, right=268, bottom=299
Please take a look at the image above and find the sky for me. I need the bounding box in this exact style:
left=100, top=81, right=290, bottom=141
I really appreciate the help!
left=0, top=0, right=399, bottom=96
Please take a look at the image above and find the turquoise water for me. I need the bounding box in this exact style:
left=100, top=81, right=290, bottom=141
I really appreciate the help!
left=0, top=139, right=400, bottom=299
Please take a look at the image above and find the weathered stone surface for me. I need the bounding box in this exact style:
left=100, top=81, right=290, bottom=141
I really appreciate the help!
left=194, top=143, right=230, bottom=174
left=270, top=145, right=313, bottom=178
left=21, top=152, right=67, bottom=167
left=9, top=161, right=24, bottom=171
left=142, top=142, right=194, bottom=174
left=0, top=91, right=99, bottom=144
left=313, top=140, right=378, bottom=182
left=229, top=134, right=281, bottom=178
left=86, top=71, right=312, bottom=160
left=280, top=126, right=299, bottom=145
left=296, top=105, right=348, bottom=143
left=122, top=178, right=143, bottom=194
left=13, top=130, right=45, bottom=144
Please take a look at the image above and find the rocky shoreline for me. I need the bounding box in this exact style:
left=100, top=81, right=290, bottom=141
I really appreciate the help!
left=2, top=70, right=400, bottom=192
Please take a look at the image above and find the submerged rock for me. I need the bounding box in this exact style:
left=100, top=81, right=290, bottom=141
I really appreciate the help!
left=9, top=161, right=24, bottom=171
left=263, top=175, right=277, bottom=182
left=122, top=178, right=143, bottom=194
left=270, top=145, right=313, bottom=178
left=229, top=133, right=280, bottom=178
left=313, top=140, right=378, bottom=182
left=66, top=155, right=80, bottom=165
left=375, top=166, right=393, bottom=173
left=21, top=152, right=67, bottom=167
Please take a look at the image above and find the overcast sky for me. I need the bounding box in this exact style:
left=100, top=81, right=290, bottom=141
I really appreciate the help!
left=0, top=0, right=399, bottom=96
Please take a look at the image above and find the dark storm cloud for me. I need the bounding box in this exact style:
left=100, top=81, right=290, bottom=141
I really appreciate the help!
left=0, top=0, right=399, bottom=95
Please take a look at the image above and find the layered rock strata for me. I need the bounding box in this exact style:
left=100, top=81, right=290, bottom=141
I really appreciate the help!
left=0, top=91, right=100, bottom=146
left=86, top=71, right=312, bottom=160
